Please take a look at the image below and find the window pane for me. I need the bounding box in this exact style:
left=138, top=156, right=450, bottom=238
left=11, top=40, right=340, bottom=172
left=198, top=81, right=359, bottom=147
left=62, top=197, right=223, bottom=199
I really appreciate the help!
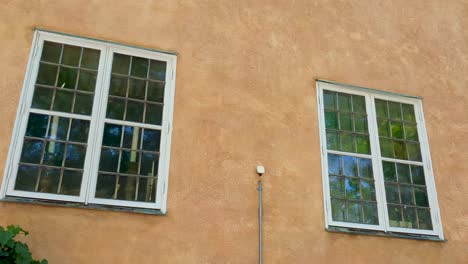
left=147, top=81, right=165, bottom=103
left=149, top=60, right=166, bottom=81
left=81, top=48, right=100, bottom=70
left=417, top=208, right=433, bottom=230
left=324, top=111, right=338, bottom=129
left=74, top=93, right=94, bottom=115
left=402, top=104, right=416, bottom=122
left=142, top=129, right=161, bottom=151
left=112, top=53, right=130, bottom=74
left=37, top=167, right=60, bottom=193
left=95, top=174, right=117, bottom=199
left=339, top=113, right=352, bottom=131
left=20, top=139, right=44, bottom=164
left=345, top=177, right=360, bottom=199
left=69, top=119, right=90, bottom=143
left=331, top=199, right=346, bottom=222
left=61, top=45, right=81, bottom=66
left=327, top=154, right=341, bottom=175
left=338, top=94, right=351, bottom=112
left=145, top=103, right=163, bottom=125
left=99, top=148, right=119, bottom=172
left=128, top=78, right=146, bottom=100
left=109, top=75, right=128, bottom=97
left=363, top=203, right=378, bottom=225
left=136, top=177, right=157, bottom=202
left=15, top=165, right=40, bottom=192
left=32, top=86, right=54, bottom=110
left=64, top=144, right=86, bottom=169
left=42, top=141, right=65, bottom=166
left=41, top=41, right=62, bottom=63
left=140, top=153, right=159, bottom=176
left=106, top=97, right=125, bottom=120
left=53, top=89, right=74, bottom=113
left=131, top=56, right=149, bottom=78
left=329, top=176, right=344, bottom=198
left=126, top=101, right=144, bottom=123
left=60, top=170, right=82, bottom=196
left=116, top=175, right=138, bottom=200
left=25, top=113, right=49, bottom=138
left=102, top=124, right=122, bottom=147
left=57, top=67, right=78, bottom=89
left=36, top=63, right=58, bottom=86
left=323, top=90, right=336, bottom=110
left=77, top=70, right=97, bottom=92
left=347, top=202, right=362, bottom=223
left=326, top=131, right=339, bottom=150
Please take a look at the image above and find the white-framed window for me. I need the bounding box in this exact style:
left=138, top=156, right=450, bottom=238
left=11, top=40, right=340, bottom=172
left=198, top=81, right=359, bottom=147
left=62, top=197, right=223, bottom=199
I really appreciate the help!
left=316, top=80, right=443, bottom=239
left=0, top=30, right=177, bottom=213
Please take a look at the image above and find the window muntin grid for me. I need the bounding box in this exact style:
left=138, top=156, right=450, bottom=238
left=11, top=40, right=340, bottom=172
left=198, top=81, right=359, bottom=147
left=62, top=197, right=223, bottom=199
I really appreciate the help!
left=318, top=81, right=443, bottom=238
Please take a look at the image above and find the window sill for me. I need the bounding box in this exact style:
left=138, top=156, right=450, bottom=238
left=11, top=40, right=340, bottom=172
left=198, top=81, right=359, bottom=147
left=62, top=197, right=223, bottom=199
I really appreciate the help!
left=0, top=196, right=166, bottom=216
left=326, top=226, right=446, bottom=242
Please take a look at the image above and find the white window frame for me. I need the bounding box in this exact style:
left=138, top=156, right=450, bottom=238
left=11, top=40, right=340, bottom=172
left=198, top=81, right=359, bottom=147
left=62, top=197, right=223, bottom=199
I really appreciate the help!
left=0, top=30, right=177, bottom=213
left=316, top=81, right=444, bottom=239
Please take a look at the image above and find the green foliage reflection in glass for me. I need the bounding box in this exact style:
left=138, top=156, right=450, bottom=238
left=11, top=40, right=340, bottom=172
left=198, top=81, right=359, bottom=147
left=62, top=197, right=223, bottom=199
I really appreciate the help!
left=375, top=99, right=421, bottom=161
left=32, top=41, right=100, bottom=116
left=324, top=90, right=370, bottom=154
left=383, top=161, right=432, bottom=230
left=328, top=154, right=378, bottom=225
left=0, top=225, right=48, bottom=264
left=15, top=113, right=89, bottom=196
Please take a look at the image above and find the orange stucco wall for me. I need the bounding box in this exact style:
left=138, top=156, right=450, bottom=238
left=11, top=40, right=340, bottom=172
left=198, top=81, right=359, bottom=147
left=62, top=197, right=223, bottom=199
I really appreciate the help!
left=1, top=0, right=467, bottom=263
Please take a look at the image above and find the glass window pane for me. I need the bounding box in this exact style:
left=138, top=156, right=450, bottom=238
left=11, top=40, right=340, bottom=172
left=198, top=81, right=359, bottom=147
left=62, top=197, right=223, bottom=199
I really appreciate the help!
left=32, top=86, right=54, bottom=110
left=343, top=156, right=357, bottom=177
left=57, top=67, right=78, bottom=89
left=393, top=140, right=407, bottom=160
left=388, top=101, right=402, bottom=120
left=406, top=142, right=422, bottom=161
left=339, top=113, right=352, bottom=131
left=61, top=45, right=81, bottom=66
left=136, top=177, right=157, bottom=202
left=404, top=124, right=418, bottom=141
left=380, top=138, right=393, bottom=158
left=36, top=63, right=58, bottom=86
left=329, top=176, right=344, bottom=198
left=41, top=41, right=62, bottom=63
left=414, top=187, right=429, bottom=207
left=358, top=158, right=372, bottom=179
left=385, top=183, right=399, bottom=203
left=141, top=153, right=159, bottom=176
left=25, top=113, right=49, bottom=138
left=331, top=199, right=346, bottom=222
left=402, top=104, right=416, bottom=122
left=347, top=202, right=362, bottom=223
left=47, top=116, right=69, bottom=141
left=323, top=90, right=336, bottom=110
left=345, top=178, right=360, bottom=199
left=116, top=175, right=138, bottom=200
left=417, top=208, right=433, bottom=230
left=396, top=163, right=411, bottom=183
left=324, top=111, right=338, bottom=129
left=77, top=70, right=97, bottom=92
left=390, top=121, right=404, bottom=139
left=145, top=103, right=163, bottom=125
left=74, top=93, right=93, bottom=115
left=142, top=129, right=161, bottom=151
left=375, top=99, right=388, bottom=118
left=128, top=78, right=146, bottom=100
left=64, top=144, right=86, bottom=169
left=69, top=119, right=90, bottom=143
left=81, top=48, right=100, bottom=70
left=356, top=135, right=370, bottom=154
left=402, top=206, right=418, bottom=229
left=341, top=133, right=355, bottom=153
left=327, top=154, right=341, bottom=175
left=102, top=124, right=122, bottom=147
left=99, top=148, right=119, bottom=172
left=131, top=56, right=149, bottom=78
left=109, top=75, right=128, bottom=97
left=60, top=170, right=82, bottom=196
left=326, top=131, right=339, bottom=151
left=147, top=81, right=165, bottom=103
left=119, top=150, right=139, bottom=174
left=400, top=186, right=414, bottom=205
left=95, top=174, right=116, bottom=198
left=126, top=101, right=144, bottom=123
left=43, top=141, right=65, bottom=166
left=15, top=165, right=40, bottom=192
left=382, top=161, right=396, bottom=181
left=37, top=167, right=61, bottom=194
left=106, top=97, right=125, bottom=120
left=338, top=94, right=351, bottom=112
left=388, top=205, right=403, bottom=227
left=149, top=60, right=166, bottom=81
left=360, top=179, right=376, bottom=201
left=354, top=115, right=368, bottom=133
left=20, top=139, right=44, bottom=164
left=363, top=203, right=378, bottom=225
left=411, top=165, right=425, bottom=185
left=377, top=119, right=390, bottom=137
left=352, top=95, right=366, bottom=114
left=53, top=89, right=74, bottom=113
left=112, top=53, right=130, bottom=75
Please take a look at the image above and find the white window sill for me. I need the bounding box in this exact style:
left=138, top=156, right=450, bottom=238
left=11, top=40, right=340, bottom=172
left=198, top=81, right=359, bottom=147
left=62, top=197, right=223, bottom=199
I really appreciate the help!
left=326, top=226, right=446, bottom=242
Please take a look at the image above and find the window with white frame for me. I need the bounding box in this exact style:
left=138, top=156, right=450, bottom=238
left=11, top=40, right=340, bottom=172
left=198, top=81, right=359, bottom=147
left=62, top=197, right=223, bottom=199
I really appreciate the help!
left=0, top=31, right=176, bottom=212
left=317, top=81, right=443, bottom=239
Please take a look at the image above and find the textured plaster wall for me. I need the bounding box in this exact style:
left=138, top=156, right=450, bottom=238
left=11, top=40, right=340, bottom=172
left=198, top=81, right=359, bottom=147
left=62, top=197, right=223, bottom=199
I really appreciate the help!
left=0, top=0, right=467, bottom=263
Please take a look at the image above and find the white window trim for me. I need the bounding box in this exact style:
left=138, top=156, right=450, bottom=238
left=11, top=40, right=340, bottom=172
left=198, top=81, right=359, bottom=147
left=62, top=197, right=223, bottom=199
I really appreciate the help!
left=316, top=81, right=444, bottom=239
left=0, top=30, right=177, bottom=213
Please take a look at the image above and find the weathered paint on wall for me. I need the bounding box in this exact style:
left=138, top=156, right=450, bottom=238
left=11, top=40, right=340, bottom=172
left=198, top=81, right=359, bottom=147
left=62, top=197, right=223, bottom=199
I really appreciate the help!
left=0, top=0, right=467, bottom=263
